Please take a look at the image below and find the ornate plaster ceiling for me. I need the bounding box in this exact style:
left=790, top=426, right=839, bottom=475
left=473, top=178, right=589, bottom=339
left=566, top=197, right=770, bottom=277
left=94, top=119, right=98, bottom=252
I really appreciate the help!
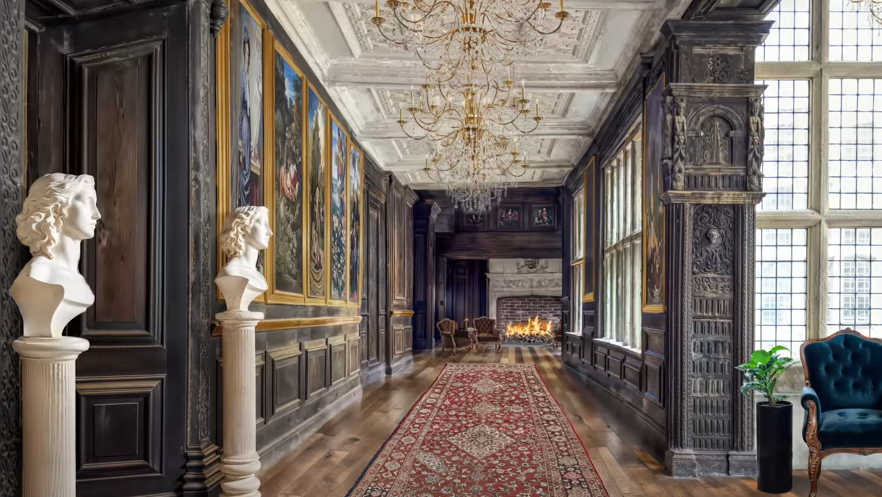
left=266, top=0, right=692, bottom=188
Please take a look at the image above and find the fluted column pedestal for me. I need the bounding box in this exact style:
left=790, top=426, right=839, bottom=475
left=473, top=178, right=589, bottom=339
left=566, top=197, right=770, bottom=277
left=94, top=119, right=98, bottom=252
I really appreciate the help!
left=218, top=310, right=263, bottom=497
left=12, top=336, right=90, bottom=497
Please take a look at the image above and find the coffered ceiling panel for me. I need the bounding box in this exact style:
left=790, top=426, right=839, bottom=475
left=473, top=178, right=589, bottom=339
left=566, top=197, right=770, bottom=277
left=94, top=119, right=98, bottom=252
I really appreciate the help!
left=265, top=0, right=693, bottom=188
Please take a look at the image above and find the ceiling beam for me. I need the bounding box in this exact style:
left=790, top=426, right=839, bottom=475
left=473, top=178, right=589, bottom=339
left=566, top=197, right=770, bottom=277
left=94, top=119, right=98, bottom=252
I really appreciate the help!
left=359, top=121, right=594, bottom=140
left=289, top=0, right=665, bottom=10
left=327, top=62, right=620, bottom=92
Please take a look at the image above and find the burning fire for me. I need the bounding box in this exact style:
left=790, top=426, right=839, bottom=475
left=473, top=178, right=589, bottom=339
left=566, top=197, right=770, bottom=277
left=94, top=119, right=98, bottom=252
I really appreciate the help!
left=505, top=316, right=554, bottom=340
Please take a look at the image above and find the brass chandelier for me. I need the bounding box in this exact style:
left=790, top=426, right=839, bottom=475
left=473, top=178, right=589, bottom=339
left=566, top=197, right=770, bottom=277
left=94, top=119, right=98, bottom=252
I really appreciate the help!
left=371, top=0, right=570, bottom=78
left=852, top=1, right=882, bottom=24
left=372, top=0, right=570, bottom=211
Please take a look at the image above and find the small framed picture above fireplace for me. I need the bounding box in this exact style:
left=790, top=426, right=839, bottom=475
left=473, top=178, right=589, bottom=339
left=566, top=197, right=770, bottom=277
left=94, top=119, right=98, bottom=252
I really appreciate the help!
left=459, top=211, right=486, bottom=231
left=497, top=205, right=523, bottom=229
left=529, top=204, right=556, bottom=230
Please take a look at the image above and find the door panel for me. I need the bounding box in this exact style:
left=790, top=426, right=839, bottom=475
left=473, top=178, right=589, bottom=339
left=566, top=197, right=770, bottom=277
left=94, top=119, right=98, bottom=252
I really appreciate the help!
left=29, top=5, right=190, bottom=495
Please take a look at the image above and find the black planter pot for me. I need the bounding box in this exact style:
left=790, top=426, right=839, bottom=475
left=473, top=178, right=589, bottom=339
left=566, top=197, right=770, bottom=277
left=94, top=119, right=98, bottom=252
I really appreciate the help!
left=757, top=401, right=793, bottom=493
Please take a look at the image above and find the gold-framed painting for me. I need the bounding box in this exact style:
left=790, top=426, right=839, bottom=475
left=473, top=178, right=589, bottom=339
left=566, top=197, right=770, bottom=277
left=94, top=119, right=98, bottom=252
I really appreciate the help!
left=264, top=40, right=306, bottom=305
left=582, top=157, right=595, bottom=303
left=215, top=0, right=271, bottom=303
left=642, top=73, right=665, bottom=313
left=328, top=114, right=348, bottom=305
left=304, top=83, right=328, bottom=304
left=347, top=140, right=363, bottom=307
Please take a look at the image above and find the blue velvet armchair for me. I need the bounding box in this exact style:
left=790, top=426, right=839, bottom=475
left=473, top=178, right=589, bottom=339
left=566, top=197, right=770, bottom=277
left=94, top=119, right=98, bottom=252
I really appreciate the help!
left=800, top=329, right=882, bottom=497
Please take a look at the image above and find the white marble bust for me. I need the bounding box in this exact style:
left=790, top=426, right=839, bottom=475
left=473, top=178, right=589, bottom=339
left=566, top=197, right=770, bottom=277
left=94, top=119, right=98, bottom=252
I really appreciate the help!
left=216, top=206, right=272, bottom=311
left=10, top=173, right=100, bottom=338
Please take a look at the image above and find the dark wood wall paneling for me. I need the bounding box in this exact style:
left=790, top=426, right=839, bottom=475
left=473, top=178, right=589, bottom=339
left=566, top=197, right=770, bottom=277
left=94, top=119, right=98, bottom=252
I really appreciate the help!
left=560, top=54, right=668, bottom=463
left=412, top=200, right=441, bottom=351
left=421, top=189, right=563, bottom=260
left=24, top=3, right=194, bottom=495
left=444, top=260, right=488, bottom=327
left=386, top=177, right=417, bottom=374
left=209, top=0, right=418, bottom=474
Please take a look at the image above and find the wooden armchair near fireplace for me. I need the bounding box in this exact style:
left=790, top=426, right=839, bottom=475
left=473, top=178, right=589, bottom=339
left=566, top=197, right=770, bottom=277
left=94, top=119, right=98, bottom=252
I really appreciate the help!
left=438, top=318, right=473, bottom=353
left=474, top=317, right=502, bottom=352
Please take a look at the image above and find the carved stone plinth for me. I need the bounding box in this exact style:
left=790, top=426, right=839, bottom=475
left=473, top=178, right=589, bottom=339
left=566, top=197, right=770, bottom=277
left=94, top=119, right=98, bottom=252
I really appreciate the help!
left=217, top=310, right=263, bottom=497
left=660, top=17, right=771, bottom=478
left=12, top=337, right=90, bottom=497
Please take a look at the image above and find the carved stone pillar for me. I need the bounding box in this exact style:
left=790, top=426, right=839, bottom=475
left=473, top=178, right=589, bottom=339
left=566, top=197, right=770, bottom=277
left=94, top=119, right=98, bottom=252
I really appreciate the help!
left=661, top=19, right=771, bottom=478
left=412, top=200, right=441, bottom=351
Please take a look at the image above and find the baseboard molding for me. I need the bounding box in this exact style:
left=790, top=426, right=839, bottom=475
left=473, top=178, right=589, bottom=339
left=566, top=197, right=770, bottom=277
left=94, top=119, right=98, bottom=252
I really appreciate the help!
left=361, top=362, right=386, bottom=387
left=562, top=361, right=667, bottom=465
left=256, top=384, right=363, bottom=473
left=386, top=353, right=414, bottom=376
left=665, top=449, right=756, bottom=478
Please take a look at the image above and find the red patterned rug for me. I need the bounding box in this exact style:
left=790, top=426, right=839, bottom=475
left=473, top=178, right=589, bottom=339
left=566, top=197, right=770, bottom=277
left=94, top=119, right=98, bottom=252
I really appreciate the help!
left=347, top=363, right=609, bottom=497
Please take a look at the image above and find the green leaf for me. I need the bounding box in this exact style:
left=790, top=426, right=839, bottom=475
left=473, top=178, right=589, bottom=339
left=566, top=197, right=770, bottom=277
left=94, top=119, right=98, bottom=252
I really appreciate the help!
left=751, top=350, right=772, bottom=364
left=768, top=345, right=789, bottom=356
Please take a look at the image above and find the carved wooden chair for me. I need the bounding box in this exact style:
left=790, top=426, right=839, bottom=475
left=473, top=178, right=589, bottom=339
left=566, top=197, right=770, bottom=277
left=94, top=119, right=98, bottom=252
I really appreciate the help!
left=800, top=328, right=882, bottom=497
left=474, top=317, right=502, bottom=352
left=438, top=318, right=472, bottom=353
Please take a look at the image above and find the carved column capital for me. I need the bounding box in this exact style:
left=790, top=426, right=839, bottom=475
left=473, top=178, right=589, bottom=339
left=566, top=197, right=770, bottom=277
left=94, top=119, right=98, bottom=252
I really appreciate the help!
left=209, top=0, right=229, bottom=37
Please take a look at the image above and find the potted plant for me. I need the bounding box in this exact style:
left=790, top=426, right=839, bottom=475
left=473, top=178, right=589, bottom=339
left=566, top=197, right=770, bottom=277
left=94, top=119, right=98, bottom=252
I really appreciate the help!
left=736, top=346, right=795, bottom=493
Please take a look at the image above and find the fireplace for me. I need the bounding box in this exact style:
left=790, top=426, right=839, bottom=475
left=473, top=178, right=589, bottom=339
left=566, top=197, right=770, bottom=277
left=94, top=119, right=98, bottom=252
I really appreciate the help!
left=497, top=296, right=562, bottom=344
left=505, top=316, right=555, bottom=344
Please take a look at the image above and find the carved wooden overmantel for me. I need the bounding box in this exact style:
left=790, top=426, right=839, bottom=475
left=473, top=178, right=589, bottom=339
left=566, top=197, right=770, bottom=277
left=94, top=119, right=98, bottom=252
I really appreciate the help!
left=661, top=18, right=771, bottom=479
left=412, top=200, right=441, bottom=351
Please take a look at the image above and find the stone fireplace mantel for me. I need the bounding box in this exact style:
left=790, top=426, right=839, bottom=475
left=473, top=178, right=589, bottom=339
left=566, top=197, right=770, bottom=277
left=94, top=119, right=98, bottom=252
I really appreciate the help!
left=486, top=259, right=562, bottom=321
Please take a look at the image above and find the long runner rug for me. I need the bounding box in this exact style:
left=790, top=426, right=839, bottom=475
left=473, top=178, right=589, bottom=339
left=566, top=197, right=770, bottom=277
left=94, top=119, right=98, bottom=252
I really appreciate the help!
left=347, top=363, right=609, bottom=497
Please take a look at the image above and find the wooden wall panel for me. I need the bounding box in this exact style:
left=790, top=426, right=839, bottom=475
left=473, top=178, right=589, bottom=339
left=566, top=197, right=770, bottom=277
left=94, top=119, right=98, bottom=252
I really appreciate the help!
left=304, top=340, right=327, bottom=399
left=23, top=6, right=192, bottom=495
left=268, top=345, right=301, bottom=418
left=329, top=337, right=346, bottom=386
left=75, top=377, right=163, bottom=479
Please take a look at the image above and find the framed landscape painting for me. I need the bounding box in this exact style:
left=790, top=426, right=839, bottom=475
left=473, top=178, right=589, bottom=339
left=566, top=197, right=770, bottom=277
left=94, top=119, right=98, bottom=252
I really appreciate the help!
left=265, top=42, right=304, bottom=304
left=348, top=143, right=363, bottom=305
left=329, top=117, right=348, bottom=304
left=306, top=85, right=327, bottom=302
left=642, top=74, right=665, bottom=313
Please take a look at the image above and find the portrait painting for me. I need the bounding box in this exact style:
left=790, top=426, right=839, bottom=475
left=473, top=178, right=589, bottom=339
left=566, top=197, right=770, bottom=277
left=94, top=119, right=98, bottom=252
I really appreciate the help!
left=462, top=212, right=484, bottom=230
left=235, top=2, right=264, bottom=210
left=498, top=206, right=521, bottom=228
left=306, top=87, right=327, bottom=300
left=643, top=74, right=665, bottom=312
left=531, top=205, right=554, bottom=228
left=348, top=145, right=362, bottom=304
left=272, top=49, right=303, bottom=296
left=330, top=120, right=348, bottom=302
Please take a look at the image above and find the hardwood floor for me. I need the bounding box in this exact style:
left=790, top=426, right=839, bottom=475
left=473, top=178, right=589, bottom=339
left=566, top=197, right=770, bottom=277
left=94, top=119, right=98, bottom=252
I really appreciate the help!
left=257, top=346, right=882, bottom=497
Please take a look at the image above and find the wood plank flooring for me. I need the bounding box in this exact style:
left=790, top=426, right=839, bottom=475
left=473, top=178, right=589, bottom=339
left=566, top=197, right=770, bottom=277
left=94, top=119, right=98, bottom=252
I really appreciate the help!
left=257, top=346, right=882, bottom=497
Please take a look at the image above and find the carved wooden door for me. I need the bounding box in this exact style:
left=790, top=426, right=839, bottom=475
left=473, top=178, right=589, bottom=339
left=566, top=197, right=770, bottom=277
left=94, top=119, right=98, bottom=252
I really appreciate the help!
left=28, top=5, right=190, bottom=496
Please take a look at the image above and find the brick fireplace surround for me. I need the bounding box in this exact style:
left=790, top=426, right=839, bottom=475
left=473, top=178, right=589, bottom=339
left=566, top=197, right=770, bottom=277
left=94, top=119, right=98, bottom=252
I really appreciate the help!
left=497, top=296, right=562, bottom=332
left=486, top=258, right=562, bottom=329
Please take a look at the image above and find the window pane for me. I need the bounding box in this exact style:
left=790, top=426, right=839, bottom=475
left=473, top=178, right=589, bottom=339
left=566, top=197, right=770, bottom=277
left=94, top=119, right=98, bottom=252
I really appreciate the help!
left=827, top=228, right=882, bottom=338
left=572, top=264, right=583, bottom=334
left=602, top=127, right=643, bottom=346
left=758, top=0, right=811, bottom=62
left=829, top=0, right=882, bottom=62
left=758, top=79, right=810, bottom=211
left=828, top=79, right=882, bottom=209
left=755, top=228, right=808, bottom=357
left=573, top=189, right=584, bottom=259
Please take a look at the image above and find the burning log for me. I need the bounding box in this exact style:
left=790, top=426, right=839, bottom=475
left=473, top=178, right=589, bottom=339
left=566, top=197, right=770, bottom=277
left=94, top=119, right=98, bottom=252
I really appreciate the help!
left=504, top=316, right=554, bottom=344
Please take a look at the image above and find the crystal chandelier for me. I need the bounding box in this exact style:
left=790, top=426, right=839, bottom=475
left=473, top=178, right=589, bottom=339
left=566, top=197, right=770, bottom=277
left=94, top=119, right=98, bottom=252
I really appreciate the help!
left=851, top=1, right=882, bottom=24
left=371, top=0, right=570, bottom=78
